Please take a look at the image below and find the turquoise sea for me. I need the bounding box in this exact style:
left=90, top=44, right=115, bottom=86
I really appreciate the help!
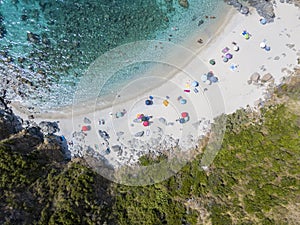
left=0, top=0, right=227, bottom=110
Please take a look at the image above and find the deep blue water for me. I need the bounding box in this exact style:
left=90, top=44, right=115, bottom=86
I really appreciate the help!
left=0, top=0, right=225, bottom=110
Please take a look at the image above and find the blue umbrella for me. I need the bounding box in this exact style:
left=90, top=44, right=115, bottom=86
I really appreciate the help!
left=179, top=118, right=185, bottom=124
left=145, top=99, right=152, bottom=105
left=201, top=74, right=207, bottom=82
left=211, top=76, right=218, bottom=83
left=180, top=99, right=187, bottom=104
left=260, top=18, right=267, bottom=25
left=265, top=46, right=271, bottom=51
left=192, top=81, right=199, bottom=87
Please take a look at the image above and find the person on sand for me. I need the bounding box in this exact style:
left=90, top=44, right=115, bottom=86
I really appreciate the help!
left=197, top=39, right=203, bottom=44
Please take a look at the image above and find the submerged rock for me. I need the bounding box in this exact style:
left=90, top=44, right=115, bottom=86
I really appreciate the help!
left=27, top=32, right=40, bottom=44
left=178, top=0, right=189, bottom=8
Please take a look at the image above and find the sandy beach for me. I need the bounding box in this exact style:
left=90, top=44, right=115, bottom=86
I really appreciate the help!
left=11, top=1, right=300, bottom=174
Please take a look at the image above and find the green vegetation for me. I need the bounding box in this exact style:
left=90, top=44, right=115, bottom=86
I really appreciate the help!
left=0, top=75, right=300, bottom=224
left=0, top=137, right=113, bottom=224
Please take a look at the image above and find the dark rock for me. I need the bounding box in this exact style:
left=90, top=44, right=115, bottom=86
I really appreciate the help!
left=41, top=34, right=50, bottom=45
left=21, top=14, right=28, bottom=21
left=18, top=57, right=25, bottom=63
left=0, top=25, right=6, bottom=38
left=198, top=19, right=204, bottom=26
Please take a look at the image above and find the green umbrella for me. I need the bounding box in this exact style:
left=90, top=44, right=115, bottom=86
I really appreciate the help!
left=209, top=59, right=216, bottom=65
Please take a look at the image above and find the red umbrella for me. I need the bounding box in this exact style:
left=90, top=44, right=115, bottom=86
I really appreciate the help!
left=181, top=112, right=188, bottom=118
left=82, top=125, right=90, bottom=131
left=143, top=121, right=149, bottom=126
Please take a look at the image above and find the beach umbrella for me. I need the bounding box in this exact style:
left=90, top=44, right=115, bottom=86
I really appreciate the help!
left=222, top=47, right=229, bottom=53
left=223, top=57, right=228, bottom=62
left=163, top=99, right=169, bottom=106
left=180, top=99, right=187, bottom=104
left=211, top=76, right=218, bottom=83
left=207, top=71, right=214, bottom=77
left=116, top=112, right=123, bottom=118
left=184, top=116, right=190, bottom=122
left=181, top=112, right=188, bottom=118
left=230, top=64, right=237, bottom=71
left=226, top=53, right=233, bottom=59
left=260, top=18, right=267, bottom=25
left=145, top=99, right=152, bottom=105
left=192, top=81, right=199, bottom=87
left=141, top=116, right=148, bottom=121
left=149, top=95, right=153, bottom=100
left=143, top=121, right=149, bottom=126
left=205, top=79, right=212, bottom=85
left=81, top=125, right=90, bottom=132
left=233, top=45, right=239, bottom=51
left=265, top=46, right=271, bottom=51
left=201, top=74, right=207, bottom=82
left=209, top=59, right=216, bottom=65
left=179, top=118, right=185, bottom=124
left=260, top=42, right=266, bottom=49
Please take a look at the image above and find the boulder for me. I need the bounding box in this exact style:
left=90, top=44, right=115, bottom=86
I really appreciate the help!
left=84, top=117, right=91, bottom=124
left=250, top=72, right=260, bottom=83
left=178, top=0, right=189, bottom=8
left=261, top=73, right=273, bottom=82
left=135, top=131, right=144, bottom=137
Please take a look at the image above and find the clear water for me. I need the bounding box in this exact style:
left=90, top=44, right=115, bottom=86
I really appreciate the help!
left=0, top=0, right=226, bottom=110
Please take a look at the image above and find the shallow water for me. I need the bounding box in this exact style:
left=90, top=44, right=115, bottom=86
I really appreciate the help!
left=0, top=0, right=226, bottom=110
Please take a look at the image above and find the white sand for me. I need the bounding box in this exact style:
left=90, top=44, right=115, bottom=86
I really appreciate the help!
left=12, top=1, right=300, bottom=168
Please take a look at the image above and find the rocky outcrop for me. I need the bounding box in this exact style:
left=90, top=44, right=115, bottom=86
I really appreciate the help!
left=39, top=121, right=60, bottom=135
left=225, top=0, right=275, bottom=22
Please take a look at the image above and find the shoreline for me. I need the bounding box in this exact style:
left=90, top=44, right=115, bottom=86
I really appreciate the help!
left=11, top=4, right=236, bottom=118
left=10, top=0, right=300, bottom=172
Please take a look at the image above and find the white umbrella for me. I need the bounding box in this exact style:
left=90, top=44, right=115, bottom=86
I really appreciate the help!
left=233, top=45, right=239, bottom=51
left=260, top=42, right=266, bottom=49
